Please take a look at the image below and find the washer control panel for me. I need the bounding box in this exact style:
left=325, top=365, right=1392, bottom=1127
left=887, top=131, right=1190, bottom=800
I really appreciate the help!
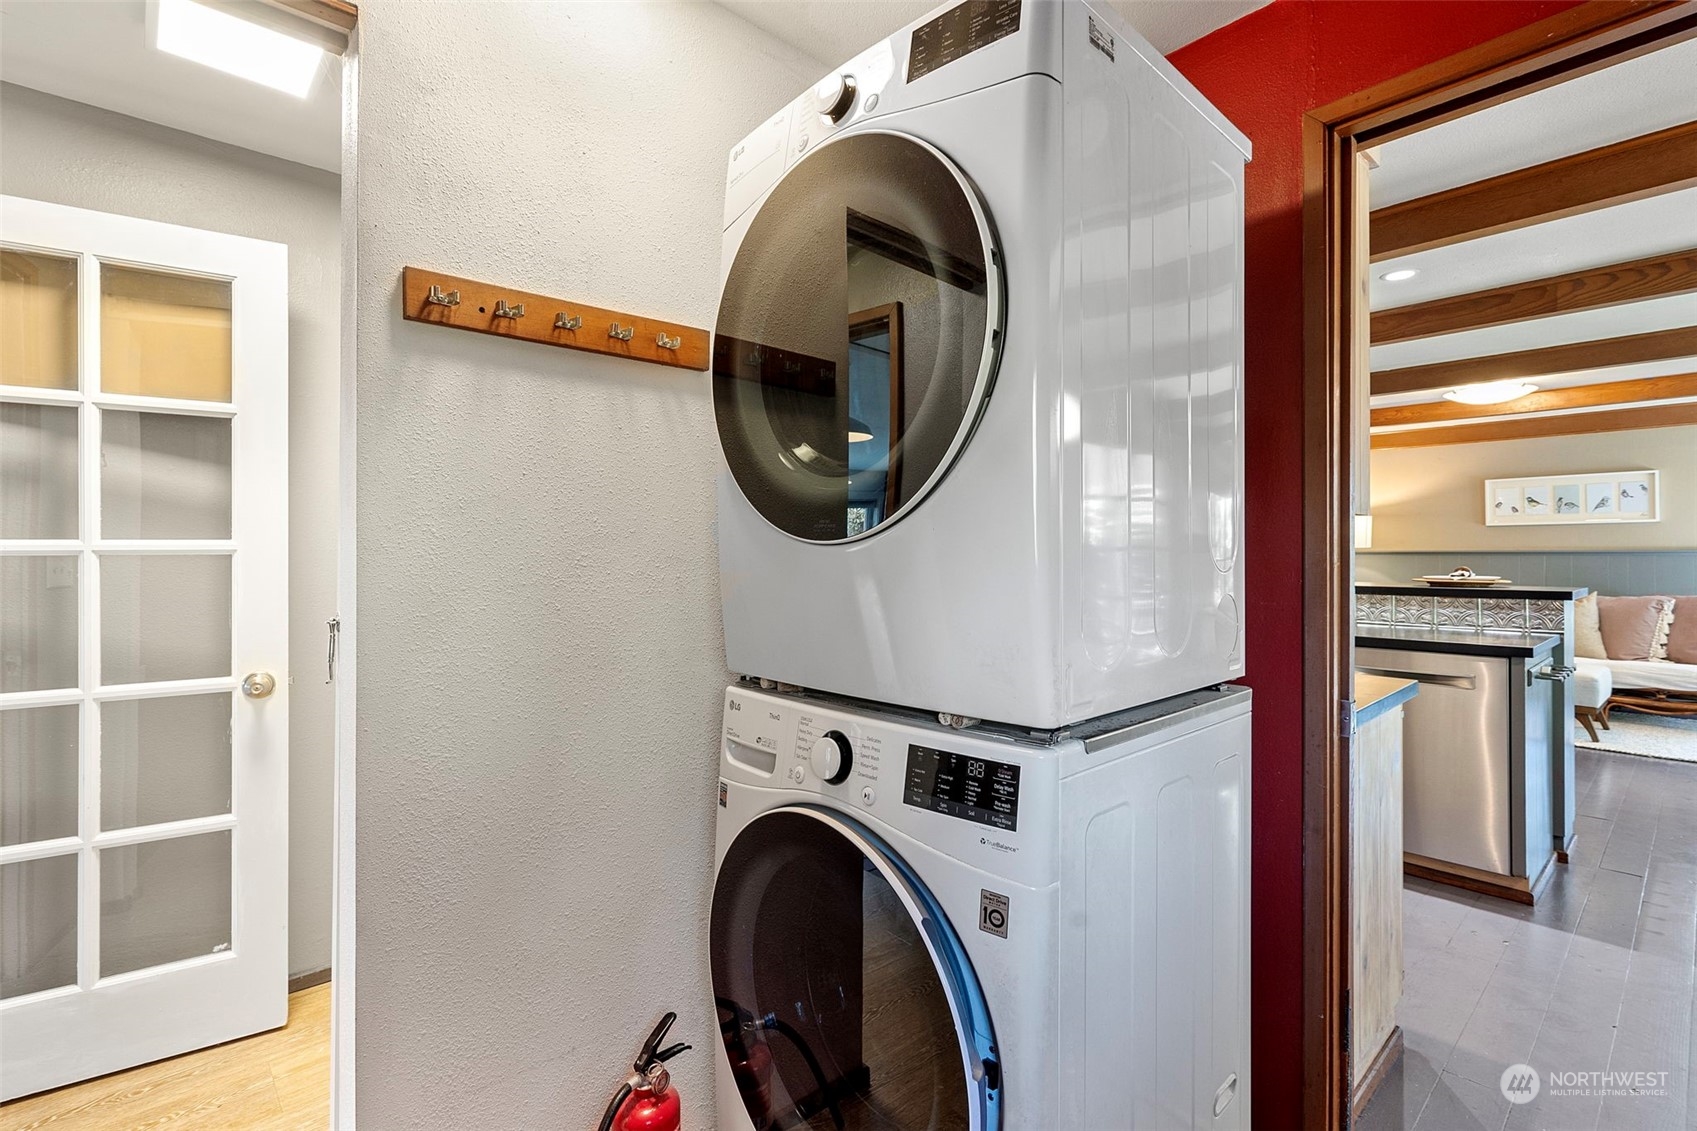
left=721, top=685, right=1058, bottom=887
left=902, top=743, right=1020, bottom=831
left=723, top=689, right=888, bottom=807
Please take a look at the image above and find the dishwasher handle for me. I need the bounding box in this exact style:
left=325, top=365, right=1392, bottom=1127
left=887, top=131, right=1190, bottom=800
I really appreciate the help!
left=1358, top=666, right=1476, bottom=690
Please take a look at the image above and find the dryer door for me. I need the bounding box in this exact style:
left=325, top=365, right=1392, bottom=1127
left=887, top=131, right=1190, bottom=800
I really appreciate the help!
left=714, top=131, right=1003, bottom=543
left=711, top=806, right=1000, bottom=1131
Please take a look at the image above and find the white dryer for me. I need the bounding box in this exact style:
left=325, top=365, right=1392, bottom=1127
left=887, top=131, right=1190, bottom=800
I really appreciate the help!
left=709, top=682, right=1252, bottom=1130
left=714, top=0, right=1252, bottom=729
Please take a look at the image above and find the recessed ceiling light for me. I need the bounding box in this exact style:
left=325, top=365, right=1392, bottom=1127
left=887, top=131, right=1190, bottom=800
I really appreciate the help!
left=1380, top=268, right=1420, bottom=282
left=156, top=0, right=324, bottom=98
left=1443, top=380, right=1538, bottom=406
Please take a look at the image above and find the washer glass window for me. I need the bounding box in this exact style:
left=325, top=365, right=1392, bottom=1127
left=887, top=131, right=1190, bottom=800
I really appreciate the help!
left=712, top=809, right=977, bottom=1129
left=715, top=132, right=1000, bottom=542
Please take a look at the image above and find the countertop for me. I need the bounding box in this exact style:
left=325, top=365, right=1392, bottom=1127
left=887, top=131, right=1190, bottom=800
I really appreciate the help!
left=1356, top=625, right=1562, bottom=658
left=1355, top=673, right=1417, bottom=726
left=1357, top=582, right=1589, bottom=601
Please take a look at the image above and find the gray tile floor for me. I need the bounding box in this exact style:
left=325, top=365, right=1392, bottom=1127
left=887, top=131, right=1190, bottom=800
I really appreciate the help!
left=1358, top=748, right=1697, bottom=1131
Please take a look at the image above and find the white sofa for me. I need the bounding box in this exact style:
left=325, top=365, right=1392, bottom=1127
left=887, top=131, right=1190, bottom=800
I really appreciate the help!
left=1574, top=655, right=1697, bottom=720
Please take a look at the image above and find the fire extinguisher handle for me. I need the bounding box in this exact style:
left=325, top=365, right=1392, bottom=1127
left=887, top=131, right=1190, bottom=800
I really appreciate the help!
left=636, top=1012, right=678, bottom=1071
left=653, top=1042, right=692, bottom=1064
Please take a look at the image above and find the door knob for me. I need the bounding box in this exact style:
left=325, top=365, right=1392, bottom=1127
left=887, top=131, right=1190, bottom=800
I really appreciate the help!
left=242, top=672, right=277, bottom=699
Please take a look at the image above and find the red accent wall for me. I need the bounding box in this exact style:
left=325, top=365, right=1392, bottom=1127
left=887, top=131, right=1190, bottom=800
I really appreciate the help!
left=1167, top=3, right=1585, bottom=1125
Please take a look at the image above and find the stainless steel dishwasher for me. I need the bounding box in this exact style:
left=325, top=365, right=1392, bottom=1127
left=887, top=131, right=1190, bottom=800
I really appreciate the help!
left=1358, top=636, right=1563, bottom=900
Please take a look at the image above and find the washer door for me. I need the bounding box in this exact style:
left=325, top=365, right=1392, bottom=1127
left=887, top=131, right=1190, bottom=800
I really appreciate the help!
left=711, top=806, right=1000, bottom=1131
left=714, top=131, right=1003, bottom=542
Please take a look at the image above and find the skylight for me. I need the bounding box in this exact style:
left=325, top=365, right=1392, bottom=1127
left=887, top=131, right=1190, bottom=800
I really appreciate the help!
left=155, top=0, right=323, bottom=98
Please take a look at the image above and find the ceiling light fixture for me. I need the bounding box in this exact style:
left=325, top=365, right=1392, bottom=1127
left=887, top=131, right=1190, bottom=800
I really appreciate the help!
left=848, top=416, right=875, bottom=443
left=1443, top=380, right=1539, bottom=406
left=155, top=0, right=324, bottom=98
left=1380, top=268, right=1420, bottom=282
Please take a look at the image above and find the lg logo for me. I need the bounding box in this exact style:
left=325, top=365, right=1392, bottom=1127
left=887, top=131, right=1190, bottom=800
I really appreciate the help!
left=1500, top=1064, right=1540, bottom=1104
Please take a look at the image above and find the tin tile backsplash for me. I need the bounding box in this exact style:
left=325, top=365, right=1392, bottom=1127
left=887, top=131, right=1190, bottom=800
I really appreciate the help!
left=1356, top=592, right=1574, bottom=632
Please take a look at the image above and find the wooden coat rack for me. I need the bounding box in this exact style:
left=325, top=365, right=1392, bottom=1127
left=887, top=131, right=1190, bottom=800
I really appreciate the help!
left=400, top=266, right=709, bottom=372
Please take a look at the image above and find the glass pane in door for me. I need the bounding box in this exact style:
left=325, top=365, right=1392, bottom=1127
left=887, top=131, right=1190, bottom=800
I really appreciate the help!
left=711, top=810, right=972, bottom=1130
left=1, top=704, right=79, bottom=846
left=100, top=830, right=231, bottom=977
left=1, top=854, right=78, bottom=998
left=100, top=265, right=231, bottom=402
left=714, top=132, right=999, bottom=542
left=100, top=411, right=232, bottom=539
left=0, top=555, right=79, bottom=692
left=1, top=402, right=79, bottom=538
left=100, top=694, right=232, bottom=830
left=0, top=249, right=78, bottom=390
left=100, top=555, right=231, bottom=684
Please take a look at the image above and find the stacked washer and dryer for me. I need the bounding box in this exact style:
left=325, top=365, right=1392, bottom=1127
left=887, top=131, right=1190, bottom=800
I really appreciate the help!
left=708, top=3, right=1252, bottom=1128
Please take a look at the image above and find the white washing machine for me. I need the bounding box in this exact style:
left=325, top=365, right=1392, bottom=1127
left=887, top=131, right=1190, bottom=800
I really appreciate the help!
left=710, top=682, right=1251, bottom=1130
left=714, top=0, right=1252, bottom=729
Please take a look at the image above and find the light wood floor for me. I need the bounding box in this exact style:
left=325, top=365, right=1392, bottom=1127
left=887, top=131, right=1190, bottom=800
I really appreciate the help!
left=1, top=983, right=329, bottom=1131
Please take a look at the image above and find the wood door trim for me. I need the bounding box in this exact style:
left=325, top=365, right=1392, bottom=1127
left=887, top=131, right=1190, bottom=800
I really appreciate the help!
left=1369, top=121, right=1697, bottom=261
left=262, top=0, right=357, bottom=32
left=1370, top=402, right=1697, bottom=448
left=1300, top=6, right=1693, bottom=1128
left=850, top=303, right=905, bottom=521
left=1370, top=249, right=1697, bottom=343
left=1370, top=372, right=1697, bottom=426
left=1370, top=327, right=1697, bottom=396
left=1311, top=3, right=1697, bottom=143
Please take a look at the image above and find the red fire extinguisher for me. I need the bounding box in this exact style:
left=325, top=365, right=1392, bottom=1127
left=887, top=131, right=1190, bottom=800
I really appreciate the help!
left=598, top=1011, right=690, bottom=1131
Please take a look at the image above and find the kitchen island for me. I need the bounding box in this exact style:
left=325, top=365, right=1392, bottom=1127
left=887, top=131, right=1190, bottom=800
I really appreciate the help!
left=1351, top=673, right=1417, bottom=1118
left=1357, top=581, right=1588, bottom=863
left=1357, top=625, right=1563, bottom=904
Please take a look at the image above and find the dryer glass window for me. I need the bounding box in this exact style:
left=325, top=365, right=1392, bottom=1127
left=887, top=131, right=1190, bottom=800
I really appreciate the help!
left=715, top=132, right=1000, bottom=542
left=712, top=810, right=975, bottom=1130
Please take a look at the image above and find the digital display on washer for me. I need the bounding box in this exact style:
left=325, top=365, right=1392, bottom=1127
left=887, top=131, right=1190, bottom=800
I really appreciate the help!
left=903, top=744, right=1020, bottom=830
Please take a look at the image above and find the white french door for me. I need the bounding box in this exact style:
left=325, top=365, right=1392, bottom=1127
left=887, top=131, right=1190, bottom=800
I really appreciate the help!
left=0, top=195, right=289, bottom=1100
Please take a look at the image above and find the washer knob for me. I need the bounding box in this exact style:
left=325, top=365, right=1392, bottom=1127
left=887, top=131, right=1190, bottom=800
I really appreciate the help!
left=813, top=73, right=857, bottom=123
left=809, top=730, right=854, bottom=785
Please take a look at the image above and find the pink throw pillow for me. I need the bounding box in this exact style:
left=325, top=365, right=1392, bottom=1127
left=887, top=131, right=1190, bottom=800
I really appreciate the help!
left=1667, top=598, right=1697, bottom=665
left=1595, top=596, right=1673, bottom=662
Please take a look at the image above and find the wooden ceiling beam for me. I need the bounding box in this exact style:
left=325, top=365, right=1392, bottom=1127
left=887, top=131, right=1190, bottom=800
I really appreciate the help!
left=1371, top=402, right=1697, bottom=448
left=1371, top=326, right=1697, bottom=396
left=1371, top=372, right=1697, bottom=427
left=1369, top=121, right=1697, bottom=261
left=1371, top=249, right=1697, bottom=343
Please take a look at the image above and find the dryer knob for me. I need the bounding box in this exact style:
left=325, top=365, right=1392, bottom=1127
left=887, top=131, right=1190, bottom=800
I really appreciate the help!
left=813, top=73, right=857, bottom=123
left=809, top=730, right=854, bottom=785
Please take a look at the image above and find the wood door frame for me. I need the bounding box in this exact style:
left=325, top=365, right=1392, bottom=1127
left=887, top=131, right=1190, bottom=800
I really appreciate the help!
left=1299, top=3, right=1697, bottom=1126
left=849, top=302, right=905, bottom=520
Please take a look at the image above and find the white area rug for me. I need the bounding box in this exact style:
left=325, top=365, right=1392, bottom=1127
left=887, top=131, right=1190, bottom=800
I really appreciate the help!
left=1575, top=711, right=1697, bottom=764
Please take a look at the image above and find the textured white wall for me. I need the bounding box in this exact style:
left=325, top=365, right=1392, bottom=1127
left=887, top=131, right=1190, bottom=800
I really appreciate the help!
left=347, top=3, right=816, bottom=1125
left=0, top=83, right=341, bottom=979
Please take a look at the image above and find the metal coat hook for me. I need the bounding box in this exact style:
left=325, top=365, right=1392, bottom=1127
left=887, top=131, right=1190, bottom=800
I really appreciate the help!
left=401, top=268, right=707, bottom=371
